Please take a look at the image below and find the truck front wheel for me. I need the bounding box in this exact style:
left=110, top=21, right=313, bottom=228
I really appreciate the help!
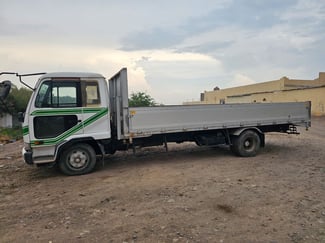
left=231, top=130, right=261, bottom=157
left=59, top=143, right=97, bottom=175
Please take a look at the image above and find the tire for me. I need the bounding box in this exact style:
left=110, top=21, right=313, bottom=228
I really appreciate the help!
left=231, top=130, right=261, bottom=157
left=59, top=143, right=97, bottom=176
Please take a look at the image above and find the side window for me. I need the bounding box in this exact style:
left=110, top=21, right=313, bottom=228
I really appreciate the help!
left=35, top=81, right=81, bottom=108
left=82, top=81, right=100, bottom=107
left=51, top=84, right=78, bottom=107
left=34, top=115, right=78, bottom=139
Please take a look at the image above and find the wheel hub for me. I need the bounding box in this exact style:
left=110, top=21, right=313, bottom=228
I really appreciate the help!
left=244, top=140, right=251, bottom=147
left=69, top=151, right=88, bottom=168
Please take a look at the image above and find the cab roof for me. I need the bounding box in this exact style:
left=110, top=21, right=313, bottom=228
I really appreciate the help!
left=40, top=72, right=105, bottom=79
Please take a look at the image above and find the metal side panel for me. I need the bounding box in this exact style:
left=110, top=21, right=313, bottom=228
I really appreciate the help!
left=128, top=102, right=311, bottom=137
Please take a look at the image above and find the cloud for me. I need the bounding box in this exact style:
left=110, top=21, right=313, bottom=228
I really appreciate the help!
left=281, top=0, right=325, bottom=22
left=171, top=0, right=325, bottom=86
left=0, top=41, right=151, bottom=91
left=1, top=40, right=221, bottom=104
left=229, top=73, right=256, bottom=87
left=119, top=1, right=236, bottom=51
left=117, top=0, right=325, bottom=91
left=121, top=28, right=183, bottom=51
left=119, top=0, right=297, bottom=51
left=1, top=0, right=324, bottom=104
left=134, top=50, right=223, bottom=104
left=0, top=0, right=230, bottom=48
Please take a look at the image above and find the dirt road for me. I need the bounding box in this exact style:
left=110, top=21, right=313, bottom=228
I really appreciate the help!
left=1, top=117, right=325, bottom=242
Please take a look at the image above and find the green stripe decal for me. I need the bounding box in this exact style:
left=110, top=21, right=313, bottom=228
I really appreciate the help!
left=22, top=126, right=29, bottom=136
left=31, top=107, right=104, bottom=116
left=31, top=107, right=108, bottom=147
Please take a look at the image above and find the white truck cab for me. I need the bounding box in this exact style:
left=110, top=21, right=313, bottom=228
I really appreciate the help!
left=22, top=72, right=111, bottom=173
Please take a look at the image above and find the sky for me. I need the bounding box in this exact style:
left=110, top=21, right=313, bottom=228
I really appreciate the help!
left=1, top=0, right=324, bottom=104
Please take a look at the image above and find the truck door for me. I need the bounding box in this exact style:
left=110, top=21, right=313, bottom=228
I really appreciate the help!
left=30, top=79, right=84, bottom=148
left=80, top=79, right=109, bottom=137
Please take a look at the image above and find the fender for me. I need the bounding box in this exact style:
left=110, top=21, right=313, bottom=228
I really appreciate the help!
left=54, top=137, right=102, bottom=161
left=230, top=127, right=265, bottom=147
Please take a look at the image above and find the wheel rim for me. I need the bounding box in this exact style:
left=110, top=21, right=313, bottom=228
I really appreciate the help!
left=67, top=150, right=89, bottom=169
left=243, top=138, right=254, bottom=151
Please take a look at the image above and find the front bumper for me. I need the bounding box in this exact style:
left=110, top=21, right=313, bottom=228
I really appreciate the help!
left=22, top=147, right=33, bottom=165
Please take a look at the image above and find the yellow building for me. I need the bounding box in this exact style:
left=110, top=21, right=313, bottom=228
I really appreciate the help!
left=189, top=72, right=325, bottom=116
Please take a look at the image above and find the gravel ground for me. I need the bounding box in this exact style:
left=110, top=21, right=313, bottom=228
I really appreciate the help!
left=0, top=117, right=324, bottom=242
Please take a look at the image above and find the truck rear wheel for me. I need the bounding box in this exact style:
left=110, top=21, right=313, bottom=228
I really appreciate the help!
left=59, top=143, right=96, bottom=175
left=231, top=130, right=261, bottom=157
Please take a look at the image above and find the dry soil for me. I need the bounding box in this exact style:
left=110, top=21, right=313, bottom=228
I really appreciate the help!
left=0, top=117, right=324, bottom=242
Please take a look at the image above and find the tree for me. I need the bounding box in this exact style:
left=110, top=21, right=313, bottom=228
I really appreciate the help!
left=129, top=91, right=156, bottom=107
left=1, top=87, right=32, bottom=114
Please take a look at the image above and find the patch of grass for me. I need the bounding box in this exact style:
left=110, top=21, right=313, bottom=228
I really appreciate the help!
left=0, top=127, right=22, bottom=141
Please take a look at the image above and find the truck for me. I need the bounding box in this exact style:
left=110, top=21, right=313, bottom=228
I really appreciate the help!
left=0, top=69, right=311, bottom=175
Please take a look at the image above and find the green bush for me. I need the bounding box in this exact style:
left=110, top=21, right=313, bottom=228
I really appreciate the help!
left=0, top=127, right=23, bottom=141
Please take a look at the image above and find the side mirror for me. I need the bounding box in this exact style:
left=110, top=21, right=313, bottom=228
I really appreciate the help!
left=18, top=112, right=25, bottom=123
left=0, top=80, right=11, bottom=100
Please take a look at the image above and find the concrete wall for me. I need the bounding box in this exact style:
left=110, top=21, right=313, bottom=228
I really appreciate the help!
left=187, top=72, right=325, bottom=116
left=284, top=76, right=325, bottom=89
left=227, top=87, right=325, bottom=116
left=0, top=113, right=20, bottom=128
left=0, top=113, right=13, bottom=128
left=203, top=78, right=285, bottom=104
